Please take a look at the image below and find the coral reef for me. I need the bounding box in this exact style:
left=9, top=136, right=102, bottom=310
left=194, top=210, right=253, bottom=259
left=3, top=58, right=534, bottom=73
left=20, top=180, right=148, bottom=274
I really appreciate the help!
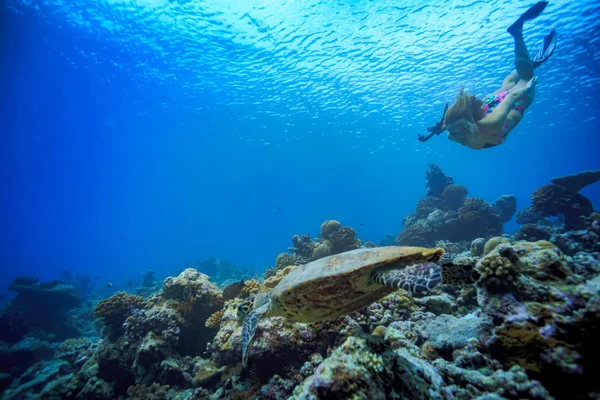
left=3, top=169, right=600, bottom=400
left=0, top=277, right=82, bottom=344
left=397, top=165, right=505, bottom=246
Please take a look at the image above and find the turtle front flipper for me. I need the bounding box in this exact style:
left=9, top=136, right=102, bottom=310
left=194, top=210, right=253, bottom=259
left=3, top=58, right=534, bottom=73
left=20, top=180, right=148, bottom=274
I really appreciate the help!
left=242, top=303, right=269, bottom=368
left=373, top=262, right=442, bottom=295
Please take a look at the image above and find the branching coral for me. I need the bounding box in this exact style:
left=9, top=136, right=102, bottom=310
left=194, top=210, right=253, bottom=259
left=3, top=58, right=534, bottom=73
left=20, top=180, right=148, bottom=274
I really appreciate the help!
left=476, top=245, right=521, bottom=291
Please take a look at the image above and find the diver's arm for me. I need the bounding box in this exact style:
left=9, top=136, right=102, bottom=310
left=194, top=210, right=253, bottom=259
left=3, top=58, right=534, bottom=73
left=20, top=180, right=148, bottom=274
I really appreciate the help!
left=480, top=77, right=537, bottom=127
left=479, top=92, right=520, bottom=127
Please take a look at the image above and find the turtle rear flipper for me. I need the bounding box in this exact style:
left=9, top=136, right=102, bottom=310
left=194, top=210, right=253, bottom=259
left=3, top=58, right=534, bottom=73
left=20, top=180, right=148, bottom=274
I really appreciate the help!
left=242, top=303, right=269, bottom=368
left=441, top=264, right=480, bottom=286
left=373, top=262, right=442, bottom=295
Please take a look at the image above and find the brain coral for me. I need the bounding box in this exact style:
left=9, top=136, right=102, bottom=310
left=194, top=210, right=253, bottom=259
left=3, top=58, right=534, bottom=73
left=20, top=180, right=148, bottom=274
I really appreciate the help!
left=320, top=220, right=342, bottom=239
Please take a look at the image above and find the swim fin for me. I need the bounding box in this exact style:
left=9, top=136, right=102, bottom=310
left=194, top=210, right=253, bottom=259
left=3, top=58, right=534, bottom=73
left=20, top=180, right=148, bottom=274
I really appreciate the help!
left=508, top=1, right=549, bottom=35
left=532, top=30, right=557, bottom=68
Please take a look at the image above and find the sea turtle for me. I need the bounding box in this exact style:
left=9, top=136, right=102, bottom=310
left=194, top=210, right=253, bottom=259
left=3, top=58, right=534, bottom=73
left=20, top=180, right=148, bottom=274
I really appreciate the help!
left=238, top=245, right=468, bottom=367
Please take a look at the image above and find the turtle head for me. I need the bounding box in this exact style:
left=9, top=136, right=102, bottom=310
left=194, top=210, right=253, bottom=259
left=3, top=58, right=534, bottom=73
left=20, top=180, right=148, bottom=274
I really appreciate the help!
left=237, top=296, right=255, bottom=321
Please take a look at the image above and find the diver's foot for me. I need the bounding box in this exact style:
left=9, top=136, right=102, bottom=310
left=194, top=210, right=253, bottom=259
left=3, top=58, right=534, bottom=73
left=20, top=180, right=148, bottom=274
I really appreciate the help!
left=508, top=1, right=549, bottom=35
left=532, top=30, right=557, bottom=68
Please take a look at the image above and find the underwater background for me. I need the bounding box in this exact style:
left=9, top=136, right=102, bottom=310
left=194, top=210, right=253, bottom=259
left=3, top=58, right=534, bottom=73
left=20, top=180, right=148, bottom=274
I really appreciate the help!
left=1, top=0, right=600, bottom=399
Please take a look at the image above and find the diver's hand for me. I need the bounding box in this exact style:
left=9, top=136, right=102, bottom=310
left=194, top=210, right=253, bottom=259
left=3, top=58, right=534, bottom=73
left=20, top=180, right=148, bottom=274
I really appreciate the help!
left=512, top=76, right=538, bottom=99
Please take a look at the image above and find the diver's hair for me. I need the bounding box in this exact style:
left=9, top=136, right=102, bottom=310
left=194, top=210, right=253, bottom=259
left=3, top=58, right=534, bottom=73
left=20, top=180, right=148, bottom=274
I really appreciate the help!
left=445, top=88, right=484, bottom=125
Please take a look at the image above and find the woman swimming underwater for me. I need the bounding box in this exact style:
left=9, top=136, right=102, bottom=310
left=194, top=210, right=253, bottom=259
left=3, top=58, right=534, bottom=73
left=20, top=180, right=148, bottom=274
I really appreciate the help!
left=419, top=2, right=557, bottom=149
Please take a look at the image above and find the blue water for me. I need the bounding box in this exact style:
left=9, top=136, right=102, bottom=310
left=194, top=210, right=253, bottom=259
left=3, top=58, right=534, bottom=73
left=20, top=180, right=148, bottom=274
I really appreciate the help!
left=1, top=0, right=599, bottom=298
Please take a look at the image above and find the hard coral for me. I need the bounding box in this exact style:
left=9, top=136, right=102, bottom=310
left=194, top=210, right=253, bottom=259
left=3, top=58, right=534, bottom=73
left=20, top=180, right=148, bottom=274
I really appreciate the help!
left=94, top=292, right=146, bottom=338
left=476, top=244, right=521, bottom=291
left=311, top=241, right=332, bottom=259
left=291, top=234, right=315, bottom=259
left=415, top=196, right=443, bottom=218
left=515, top=206, right=545, bottom=225
left=396, top=222, right=434, bottom=247
left=327, top=226, right=359, bottom=254
left=205, top=310, right=224, bottom=329
left=440, top=184, right=468, bottom=210
left=515, top=224, right=552, bottom=241
left=425, top=163, right=453, bottom=197
left=126, top=383, right=170, bottom=400
left=239, top=280, right=267, bottom=298
left=457, top=198, right=503, bottom=240
left=264, top=265, right=298, bottom=289
left=319, top=220, right=342, bottom=239
left=291, top=336, right=430, bottom=400
left=495, top=194, right=517, bottom=222
left=483, top=236, right=509, bottom=256
left=0, top=277, right=82, bottom=343
left=531, top=183, right=593, bottom=229
left=275, top=253, right=305, bottom=270
left=550, top=169, right=600, bottom=192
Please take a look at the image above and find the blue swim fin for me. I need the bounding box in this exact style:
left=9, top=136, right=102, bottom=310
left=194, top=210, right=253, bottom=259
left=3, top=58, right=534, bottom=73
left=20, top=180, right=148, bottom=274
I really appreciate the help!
left=508, top=2, right=549, bottom=35
left=532, top=30, right=557, bottom=69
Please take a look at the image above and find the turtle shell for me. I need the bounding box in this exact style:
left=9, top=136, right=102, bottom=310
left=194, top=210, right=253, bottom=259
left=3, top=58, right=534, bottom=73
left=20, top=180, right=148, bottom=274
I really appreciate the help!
left=269, top=246, right=443, bottom=323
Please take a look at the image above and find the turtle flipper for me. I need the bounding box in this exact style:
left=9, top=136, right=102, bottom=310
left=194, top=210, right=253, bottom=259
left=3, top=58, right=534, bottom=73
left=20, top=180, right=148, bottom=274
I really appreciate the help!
left=373, top=262, right=442, bottom=295
left=237, top=297, right=255, bottom=321
left=242, top=303, right=269, bottom=368
left=441, top=264, right=480, bottom=286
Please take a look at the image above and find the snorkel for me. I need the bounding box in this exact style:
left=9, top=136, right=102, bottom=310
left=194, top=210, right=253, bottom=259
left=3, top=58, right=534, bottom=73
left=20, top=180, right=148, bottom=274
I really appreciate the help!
left=418, top=103, right=449, bottom=142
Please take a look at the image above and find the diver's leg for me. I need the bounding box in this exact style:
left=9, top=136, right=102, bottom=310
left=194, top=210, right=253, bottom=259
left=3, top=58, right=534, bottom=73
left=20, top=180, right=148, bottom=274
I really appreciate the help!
left=509, top=28, right=533, bottom=80
left=507, top=2, right=548, bottom=81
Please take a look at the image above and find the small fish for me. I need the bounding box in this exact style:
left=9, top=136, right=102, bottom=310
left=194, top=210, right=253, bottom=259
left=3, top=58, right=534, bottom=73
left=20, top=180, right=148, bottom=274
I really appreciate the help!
left=276, top=206, right=282, bottom=210
left=107, top=282, right=113, bottom=288
left=127, top=281, right=134, bottom=287
left=359, top=223, right=365, bottom=226
left=223, top=280, right=245, bottom=300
